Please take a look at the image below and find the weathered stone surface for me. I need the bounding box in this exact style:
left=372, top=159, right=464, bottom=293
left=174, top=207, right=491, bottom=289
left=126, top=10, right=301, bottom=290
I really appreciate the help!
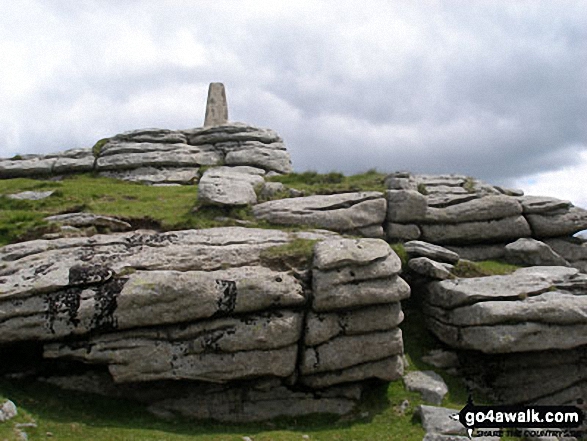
left=427, top=290, right=587, bottom=327
left=185, top=123, right=282, bottom=146
left=52, top=153, right=95, bottom=174
left=426, top=193, right=479, bottom=208
left=111, top=128, right=188, bottom=144
left=386, top=190, right=428, bottom=222
left=0, top=156, right=55, bottom=178
left=0, top=227, right=315, bottom=300
left=313, top=275, right=410, bottom=312
left=404, top=241, right=460, bottom=264
left=313, top=253, right=401, bottom=291
left=254, top=192, right=386, bottom=235
left=96, top=143, right=221, bottom=170
left=0, top=400, right=17, bottom=422
left=425, top=266, right=579, bottom=309
left=258, top=181, right=286, bottom=199
left=544, top=237, right=587, bottom=262
left=300, top=356, right=403, bottom=388
left=386, top=222, right=421, bottom=241
left=7, top=190, right=55, bottom=200
left=44, top=312, right=302, bottom=383
left=408, top=257, right=453, bottom=280
left=505, top=238, right=569, bottom=266
left=44, top=212, right=131, bottom=232
left=304, top=303, right=404, bottom=346
left=403, top=371, right=448, bottom=405
left=418, top=176, right=467, bottom=187
left=197, top=166, right=265, bottom=206
left=517, top=195, right=573, bottom=214
left=224, top=141, right=292, bottom=174
left=420, top=216, right=531, bottom=245
left=313, top=238, right=392, bottom=270
left=301, top=329, right=403, bottom=374
left=417, top=405, right=464, bottom=435
left=527, top=207, right=587, bottom=238
left=423, top=195, right=522, bottom=224
left=424, top=185, right=468, bottom=195
left=99, top=167, right=200, bottom=185
left=204, top=82, right=228, bottom=127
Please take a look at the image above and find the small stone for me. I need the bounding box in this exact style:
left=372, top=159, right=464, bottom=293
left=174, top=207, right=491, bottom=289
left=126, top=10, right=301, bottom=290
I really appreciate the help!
left=302, top=435, right=310, bottom=440
left=408, top=257, right=453, bottom=280
left=7, top=190, right=55, bottom=200
left=398, top=399, right=410, bottom=414
left=404, top=371, right=449, bottom=405
left=242, top=436, right=253, bottom=441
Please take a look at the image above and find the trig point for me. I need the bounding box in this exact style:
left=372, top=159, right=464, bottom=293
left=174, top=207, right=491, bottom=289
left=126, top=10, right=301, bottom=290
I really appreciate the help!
left=204, top=82, right=228, bottom=127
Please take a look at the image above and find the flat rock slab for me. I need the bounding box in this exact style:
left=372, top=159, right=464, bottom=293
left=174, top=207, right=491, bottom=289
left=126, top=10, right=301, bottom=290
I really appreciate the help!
left=417, top=405, right=464, bottom=435
left=99, top=167, right=200, bottom=185
left=197, top=166, right=265, bottom=206
left=7, top=190, right=55, bottom=200
left=423, top=195, right=522, bottom=224
left=253, top=192, right=386, bottom=235
left=223, top=140, right=292, bottom=174
left=420, top=215, right=531, bottom=245
left=44, top=212, right=132, bottom=231
left=425, top=266, right=579, bottom=309
left=0, top=400, right=17, bottom=422
left=405, top=240, right=460, bottom=264
left=185, top=122, right=282, bottom=145
left=517, top=195, right=573, bottom=214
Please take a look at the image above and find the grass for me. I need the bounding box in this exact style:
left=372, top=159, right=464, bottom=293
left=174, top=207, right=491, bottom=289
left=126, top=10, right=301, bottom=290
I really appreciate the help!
left=267, top=169, right=386, bottom=195
left=259, top=238, right=317, bottom=270
left=451, top=260, right=520, bottom=278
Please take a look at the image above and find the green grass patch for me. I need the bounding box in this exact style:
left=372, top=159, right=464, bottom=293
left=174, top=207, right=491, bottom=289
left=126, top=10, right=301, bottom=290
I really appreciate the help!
left=267, top=169, right=386, bottom=195
left=451, top=260, right=521, bottom=278
left=259, top=238, right=317, bottom=270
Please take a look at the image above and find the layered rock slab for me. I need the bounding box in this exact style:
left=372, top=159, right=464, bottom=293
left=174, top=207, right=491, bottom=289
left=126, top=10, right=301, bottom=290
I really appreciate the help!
left=253, top=192, right=386, bottom=237
left=0, top=228, right=410, bottom=421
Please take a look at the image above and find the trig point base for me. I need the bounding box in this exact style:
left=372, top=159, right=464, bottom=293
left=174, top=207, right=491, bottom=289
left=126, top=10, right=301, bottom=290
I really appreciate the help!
left=204, top=82, right=228, bottom=127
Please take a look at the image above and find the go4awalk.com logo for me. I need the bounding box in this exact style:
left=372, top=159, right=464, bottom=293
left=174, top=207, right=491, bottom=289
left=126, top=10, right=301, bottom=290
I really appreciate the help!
left=453, top=397, right=584, bottom=439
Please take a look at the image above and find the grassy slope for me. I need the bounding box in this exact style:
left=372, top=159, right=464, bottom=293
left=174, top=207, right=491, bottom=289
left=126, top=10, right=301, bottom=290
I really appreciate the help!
left=0, top=172, right=523, bottom=440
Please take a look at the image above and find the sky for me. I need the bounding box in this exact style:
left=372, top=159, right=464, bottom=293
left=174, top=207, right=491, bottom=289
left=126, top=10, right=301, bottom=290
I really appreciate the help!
left=1, top=1, right=586, bottom=207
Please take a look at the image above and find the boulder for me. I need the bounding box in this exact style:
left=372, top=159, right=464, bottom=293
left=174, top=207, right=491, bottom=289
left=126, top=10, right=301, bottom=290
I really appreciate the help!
left=420, top=216, right=531, bottom=245
left=386, top=190, right=428, bottom=222
left=223, top=141, right=292, bottom=174
left=111, top=128, right=188, bottom=144
left=253, top=192, right=386, bottom=236
left=444, top=244, right=506, bottom=261
left=312, top=238, right=394, bottom=270
left=197, top=166, right=265, bottom=206
left=408, top=257, right=453, bottom=280
left=404, top=241, right=460, bottom=264
left=403, top=371, right=449, bottom=405
left=504, top=238, right=569, bottom=266
left=386, top=223, right=421, bottom=241
left=0, top=400, right=17, bottom=422
left=526, top=207, right=587, bottom=238
left=416, top=405, right=465, bottom=436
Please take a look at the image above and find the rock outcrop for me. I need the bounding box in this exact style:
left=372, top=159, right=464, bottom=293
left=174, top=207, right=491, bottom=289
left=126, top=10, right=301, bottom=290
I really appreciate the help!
left=253, top=192, right=387, bottom=237
left=0, top=123, right=292, bottom=184
left=0, top=229, right=409, bottom=422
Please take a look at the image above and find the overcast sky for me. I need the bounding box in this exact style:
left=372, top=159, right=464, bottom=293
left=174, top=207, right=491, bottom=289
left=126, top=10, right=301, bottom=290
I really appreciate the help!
left=1, top=1, right=586, bottom=207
